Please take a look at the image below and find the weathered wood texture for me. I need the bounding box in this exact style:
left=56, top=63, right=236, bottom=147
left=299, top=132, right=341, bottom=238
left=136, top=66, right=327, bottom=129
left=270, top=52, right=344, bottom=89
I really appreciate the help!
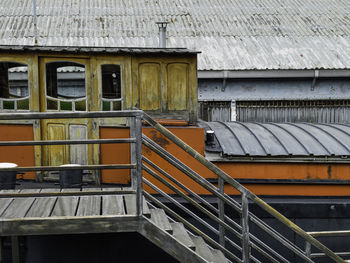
left=0, top=189, right=148, bottom=236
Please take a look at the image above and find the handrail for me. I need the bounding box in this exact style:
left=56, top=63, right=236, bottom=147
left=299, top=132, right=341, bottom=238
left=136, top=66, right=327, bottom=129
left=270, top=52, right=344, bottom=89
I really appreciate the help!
left=305, top=230, right=350, bottom=260
left=0, top=110, right=144, bottom=216
left=142, top=155, right=290, bottom=263
left=142, top=134, right=309, bottom=262
left=142, top=112, right=345, bottom=263
left=308, top=230, right=350, bottom=237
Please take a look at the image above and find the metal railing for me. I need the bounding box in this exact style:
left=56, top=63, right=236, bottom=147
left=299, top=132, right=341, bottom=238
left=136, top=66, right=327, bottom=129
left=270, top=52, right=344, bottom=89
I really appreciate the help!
left=141, top=112, right=346, bottom=263
left=0, top=110, right=345, bottom=262
left=0, top=110, right=144, bottom=216
left=305, top=231, right=350, bottom=260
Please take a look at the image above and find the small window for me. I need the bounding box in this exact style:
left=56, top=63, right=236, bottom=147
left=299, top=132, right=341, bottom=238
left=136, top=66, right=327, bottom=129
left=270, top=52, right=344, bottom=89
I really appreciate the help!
left=0, top=62, right=29, bottom=111
left=46, top=62, right=86, bottom=111
left=101, top=65, right=121, bottom=111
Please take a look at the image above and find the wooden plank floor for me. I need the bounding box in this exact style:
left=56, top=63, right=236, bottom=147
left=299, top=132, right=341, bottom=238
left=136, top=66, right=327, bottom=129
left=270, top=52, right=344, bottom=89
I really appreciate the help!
left=0, top=188, right=144, bottom=236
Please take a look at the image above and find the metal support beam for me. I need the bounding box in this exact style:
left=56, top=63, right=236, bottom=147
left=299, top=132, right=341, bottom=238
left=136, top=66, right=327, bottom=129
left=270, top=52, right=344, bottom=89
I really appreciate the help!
left=135, top=115, right=143, bottom=216
left=218, top=177, right=225, bottom=248
left=241, top=193, right=251, bottom=262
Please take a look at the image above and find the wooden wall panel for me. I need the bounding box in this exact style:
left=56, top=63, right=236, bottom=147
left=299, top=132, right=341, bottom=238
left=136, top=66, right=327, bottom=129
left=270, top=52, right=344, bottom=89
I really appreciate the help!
left=69, top=124, right=87, bottom=165
left=47, top=124, right=65, bottom=166
left=167, top=63, right=188, bottom=110
left=139, top=63, right=161, bottom=110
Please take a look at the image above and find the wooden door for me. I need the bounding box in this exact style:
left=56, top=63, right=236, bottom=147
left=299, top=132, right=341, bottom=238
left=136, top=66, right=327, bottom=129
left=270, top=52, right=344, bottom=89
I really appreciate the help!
left=39, top=57, right=92, bottom=168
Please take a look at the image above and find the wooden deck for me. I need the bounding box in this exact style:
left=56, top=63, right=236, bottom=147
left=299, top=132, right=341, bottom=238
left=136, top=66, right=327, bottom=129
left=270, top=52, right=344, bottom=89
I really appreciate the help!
left=0, top=188, right=149, bottom=236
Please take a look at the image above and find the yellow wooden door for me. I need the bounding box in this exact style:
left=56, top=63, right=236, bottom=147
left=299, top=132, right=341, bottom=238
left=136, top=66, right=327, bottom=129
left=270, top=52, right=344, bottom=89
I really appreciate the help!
left=39, top=57, right=92, bottom=168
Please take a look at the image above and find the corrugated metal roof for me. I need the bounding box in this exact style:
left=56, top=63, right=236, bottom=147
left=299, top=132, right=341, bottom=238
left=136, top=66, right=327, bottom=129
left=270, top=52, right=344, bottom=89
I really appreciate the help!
left=1, top=0, right=350, bottom=70
left=0, top=45, right=197, bottom=54
left=201, top=122, right=350, bottom=157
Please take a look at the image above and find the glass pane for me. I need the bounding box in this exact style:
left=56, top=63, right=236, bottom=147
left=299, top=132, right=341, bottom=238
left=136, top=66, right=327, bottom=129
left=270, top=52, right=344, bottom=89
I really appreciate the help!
left=75, top=100, right=86, bottom=111
left=47, top=99, right=58, bottom=110
left=0, top=62, right=29, bottom=99
left=101, top=65, right=121, bottom=99
left=3, top=100, right=14, bottom=109
left=102, top=101, right=110, bottom=111
left=60, top=101, right=72, bottom=111
left=46, top=62, right=86, bottom=99
left=17, top=98, right=29, bottom=110
left=113, top=101, right=121, bottom=111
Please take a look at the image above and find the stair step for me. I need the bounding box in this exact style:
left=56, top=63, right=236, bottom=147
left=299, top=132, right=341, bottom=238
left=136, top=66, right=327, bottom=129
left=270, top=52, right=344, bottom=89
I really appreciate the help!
left=150, top=208, right=173, bottom=234
left=142, top=197, right=151, bottom=218
left=191, top=236, right=215, bottom=262
left=211, top=249, right=228, bottom=263
left=170, top=222, right=195, bottom=250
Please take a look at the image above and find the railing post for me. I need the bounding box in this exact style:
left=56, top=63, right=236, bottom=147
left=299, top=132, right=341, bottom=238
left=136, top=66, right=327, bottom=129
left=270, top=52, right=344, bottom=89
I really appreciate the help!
left=218, top=176, right=225, bottom=247
left=134, top=114, right=143, bottom=216
left=241, top=192, right=251, bottom=262
left=305, top=241, right=311, bottom=260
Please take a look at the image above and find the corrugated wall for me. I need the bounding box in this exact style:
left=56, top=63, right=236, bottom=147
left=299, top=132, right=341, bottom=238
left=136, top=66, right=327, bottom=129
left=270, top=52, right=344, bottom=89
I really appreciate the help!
left=236, top=100, right=350, bottom=123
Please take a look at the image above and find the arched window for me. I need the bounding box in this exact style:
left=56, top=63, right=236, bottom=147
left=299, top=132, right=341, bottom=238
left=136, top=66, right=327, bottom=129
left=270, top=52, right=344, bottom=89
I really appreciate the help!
left=46, top=62, right=86, bottom=111
left=101, top=65, right=121, bottom=111
left=0, top=62, right=29, bottom=111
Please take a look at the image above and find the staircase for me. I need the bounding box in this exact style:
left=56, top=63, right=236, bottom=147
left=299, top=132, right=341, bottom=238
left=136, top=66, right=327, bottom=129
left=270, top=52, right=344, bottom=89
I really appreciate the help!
left=0, top=110, right=344, bottom=263
left=138, top=112, right=347, bottom=263
left=144, top=205, right=229, bottom=263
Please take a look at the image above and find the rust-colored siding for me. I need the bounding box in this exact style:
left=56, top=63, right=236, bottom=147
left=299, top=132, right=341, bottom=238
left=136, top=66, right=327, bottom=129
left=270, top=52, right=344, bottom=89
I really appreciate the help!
left=0, top=124, right=35, bottom=179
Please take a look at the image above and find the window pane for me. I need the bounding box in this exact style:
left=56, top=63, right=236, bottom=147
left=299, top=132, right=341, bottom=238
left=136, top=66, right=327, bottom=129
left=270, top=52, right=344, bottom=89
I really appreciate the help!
left=47, top=99, right=58, bottom=110
left=60, top=101, right=72, bottom=111
left=17, top=98, right=29, bottom=110
left=102, top=101, right=110, bottom=111
left=3, top=100, right=14, bottom=110
left=101, top=65, right=121, bottom=99
left=113, top=101, right=121, bottom=111
left=0, top=62, right=29, bottom=99
left=75, top=100, right=86, bottom=111
left=46, top=62, right=86, bottom=99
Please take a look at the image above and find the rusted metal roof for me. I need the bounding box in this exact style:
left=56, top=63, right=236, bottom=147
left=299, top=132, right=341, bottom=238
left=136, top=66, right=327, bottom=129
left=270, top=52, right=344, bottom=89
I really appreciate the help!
left=1, top=0, right=350, bottom=70
left=201, top=122, right=350, bottom=158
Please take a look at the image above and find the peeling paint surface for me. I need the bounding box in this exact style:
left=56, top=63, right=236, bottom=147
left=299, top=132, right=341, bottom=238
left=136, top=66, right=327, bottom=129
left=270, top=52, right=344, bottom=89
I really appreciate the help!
left=1, top=0, right=350, bottom=70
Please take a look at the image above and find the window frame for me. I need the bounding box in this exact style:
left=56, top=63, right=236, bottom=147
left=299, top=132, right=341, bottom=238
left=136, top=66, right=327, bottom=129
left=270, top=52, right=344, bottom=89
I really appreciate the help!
left=0, top=61, right=31, bottom=112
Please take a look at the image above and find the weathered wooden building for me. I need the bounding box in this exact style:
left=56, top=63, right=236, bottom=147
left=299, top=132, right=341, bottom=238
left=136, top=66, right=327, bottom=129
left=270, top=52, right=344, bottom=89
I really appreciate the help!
left=0, top=1, right=350, bottom=262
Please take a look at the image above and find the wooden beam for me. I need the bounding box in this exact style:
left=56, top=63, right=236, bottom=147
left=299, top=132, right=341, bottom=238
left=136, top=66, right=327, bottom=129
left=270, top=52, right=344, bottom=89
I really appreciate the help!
left=0, top=216, right=140, bottom=236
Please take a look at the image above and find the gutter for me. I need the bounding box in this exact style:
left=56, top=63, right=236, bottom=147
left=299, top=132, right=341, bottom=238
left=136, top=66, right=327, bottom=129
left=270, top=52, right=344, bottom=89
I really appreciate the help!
left=198, top=69, right=350, bottom=79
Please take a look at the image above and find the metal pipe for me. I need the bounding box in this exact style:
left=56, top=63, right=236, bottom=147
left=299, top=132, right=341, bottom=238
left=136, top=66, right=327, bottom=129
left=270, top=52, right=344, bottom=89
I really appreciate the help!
left=0, top=138, right=136, bottom=146
left=143, top=164, right=243, bottom=238
left=241, top=193, right=251, bottom=262
left=0, top=164, right=136, bottom=172
left=0, top=189, right=136, bottom=198
left=218, top=176, right=225, bottom=247
left=156, top=22, right=169, bottom=48
left=143, top=177, right=220, bottom=236
left=135, top=115, right=143, bottom=217
left=307, top=230, right=350, bottom=237
left=0, top=110, right=143, bottom=121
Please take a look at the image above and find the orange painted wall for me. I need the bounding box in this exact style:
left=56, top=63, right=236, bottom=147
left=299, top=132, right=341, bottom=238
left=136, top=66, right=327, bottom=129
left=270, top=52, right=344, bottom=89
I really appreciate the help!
left=0, top=124, right=35, bottom=179
left=100, top=126, right=213, bottom=193
left=100, top=126, right=350, bottom=196
left=100, top=127, right=131, bottom=184
left=215, top=162, right=350, bottom=196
